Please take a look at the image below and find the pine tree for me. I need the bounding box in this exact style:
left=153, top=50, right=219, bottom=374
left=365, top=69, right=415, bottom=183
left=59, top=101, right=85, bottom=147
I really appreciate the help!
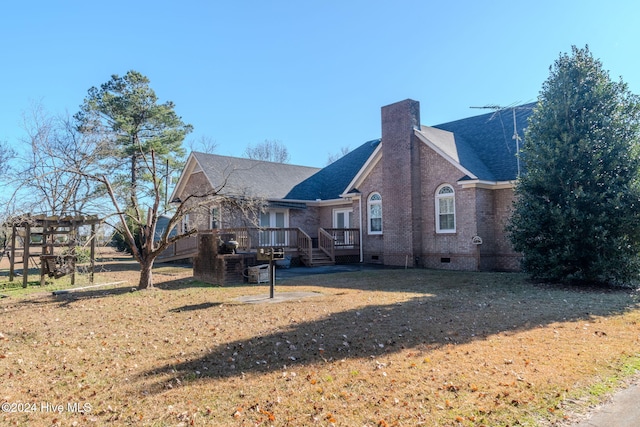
left=75, top=71, right=193, bottom=289
left=507, top=46, right=640, bottom=285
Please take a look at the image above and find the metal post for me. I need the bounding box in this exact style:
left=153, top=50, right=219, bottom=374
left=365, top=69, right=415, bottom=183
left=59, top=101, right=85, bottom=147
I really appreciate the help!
left=23, top=223, right=30, bottom=288
left=9, top=225, right=16, bottom=282
left=70, top=220, right=76, bottom=287
left=269, top=257, right=275, bottom=299
left=89, top=223, right=96, bottom=284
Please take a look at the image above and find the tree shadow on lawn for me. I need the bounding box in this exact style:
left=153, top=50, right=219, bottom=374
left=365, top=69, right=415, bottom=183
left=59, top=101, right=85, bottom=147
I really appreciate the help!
left=0, top=275, right=206, bottom=313
left=168, top=302, right=222, bottom=312
left=139, top=274, right=640, bottom=393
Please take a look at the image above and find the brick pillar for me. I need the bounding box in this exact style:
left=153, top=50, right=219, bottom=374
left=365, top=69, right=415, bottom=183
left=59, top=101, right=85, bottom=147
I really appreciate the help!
left=381, top=99, right=422, bottom=266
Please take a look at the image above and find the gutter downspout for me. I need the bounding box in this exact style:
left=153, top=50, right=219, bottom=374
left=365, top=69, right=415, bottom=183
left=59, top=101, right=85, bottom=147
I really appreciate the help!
left=359, top=195, right=363, bottom=263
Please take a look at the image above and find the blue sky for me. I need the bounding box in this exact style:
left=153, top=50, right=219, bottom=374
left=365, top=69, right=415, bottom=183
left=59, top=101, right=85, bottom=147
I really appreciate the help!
left=1, top=0, right=639, bottom=168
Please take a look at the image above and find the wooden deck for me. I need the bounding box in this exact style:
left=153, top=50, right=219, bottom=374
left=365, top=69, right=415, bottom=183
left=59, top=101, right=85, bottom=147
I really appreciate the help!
left=157, top=227, right=360, bottom=266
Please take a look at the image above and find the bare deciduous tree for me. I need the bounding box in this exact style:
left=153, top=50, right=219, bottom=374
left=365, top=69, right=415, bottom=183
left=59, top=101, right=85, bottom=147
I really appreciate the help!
left=0, top=141, right=15, bottom=176
left=244, top=139, right=290, bottom=163
left=188, top=135, right=219, bottom=154
left=327, top=146, right=350, bottom=165
left=12, top=103, right=107, bottom=217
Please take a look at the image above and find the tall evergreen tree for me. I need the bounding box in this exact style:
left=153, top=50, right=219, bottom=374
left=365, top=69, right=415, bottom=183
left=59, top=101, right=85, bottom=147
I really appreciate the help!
left=507, top=46, right=640, bottom=285
left=76, top=71, right=191, bottom=214
left=75, top=71, right=193, bottom=289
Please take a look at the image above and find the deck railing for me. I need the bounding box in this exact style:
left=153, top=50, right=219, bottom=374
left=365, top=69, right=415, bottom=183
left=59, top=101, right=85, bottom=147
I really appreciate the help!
left=157, top=227, right=360, bottom=262
left=229, top=227, right=301, bottom=251
left=297, top=229, right=313, bottom=263
left=322, top=228, right=360, bottom=249
left=157, top=235, right=198, bottom=261
left=318, top=228, right=336, bottom=262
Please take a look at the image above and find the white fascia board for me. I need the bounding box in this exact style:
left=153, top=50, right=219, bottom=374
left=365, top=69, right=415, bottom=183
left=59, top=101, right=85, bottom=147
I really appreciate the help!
left=314, top=198, right=353, bottom=207
left=458, top=179, right=516, bottom=189
left=169, top=152, right=200, bottom=203
left=342, top=143, right=382, bottom=194
left=265, top=198, right=350, bottom=207
left=339, top=192, right=362, bottom=200
left=266, top=198, right=316, bottom=206
left=414, top=128, right=478, bottom=180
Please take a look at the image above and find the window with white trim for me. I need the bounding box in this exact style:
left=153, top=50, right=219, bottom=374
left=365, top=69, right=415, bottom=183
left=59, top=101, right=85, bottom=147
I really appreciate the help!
left=368, top=192, right=382, bottom=234
left=182, top=213, right=190, bottom=234
left=211, top=207, right=220, bottom=229
left=436, top=185, right=456, bottom=233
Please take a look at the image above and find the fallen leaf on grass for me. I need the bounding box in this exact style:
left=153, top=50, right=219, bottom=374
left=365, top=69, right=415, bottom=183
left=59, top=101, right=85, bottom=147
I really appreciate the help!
left=446, top=383, right=459, bottom=392
left=260, top=409, right=275, bottom=421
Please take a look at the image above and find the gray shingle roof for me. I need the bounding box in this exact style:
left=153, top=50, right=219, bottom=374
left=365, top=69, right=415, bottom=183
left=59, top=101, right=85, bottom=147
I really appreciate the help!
left=284, top=139, right=380, bottom=200
left=186, top=103, right=535, bottom=204
left=432, top=103, right=535, bottom=181
left=192, top=152, right=320, bottom=199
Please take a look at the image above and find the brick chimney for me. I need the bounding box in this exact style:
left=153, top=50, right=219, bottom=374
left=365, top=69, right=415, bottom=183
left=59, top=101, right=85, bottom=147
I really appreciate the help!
left=381, top=99, right=422, bottom=266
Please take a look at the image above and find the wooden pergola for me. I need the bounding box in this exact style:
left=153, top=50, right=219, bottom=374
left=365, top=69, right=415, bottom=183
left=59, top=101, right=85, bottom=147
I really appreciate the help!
left=4, top=214, right=102, bottom=288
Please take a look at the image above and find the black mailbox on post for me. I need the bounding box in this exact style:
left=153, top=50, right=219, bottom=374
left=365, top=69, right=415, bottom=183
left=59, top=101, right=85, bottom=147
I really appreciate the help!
left=255, top=247, right=284, bottom=299
left=257, top=247, right=285, bottom=261
left=272, top=247, right=285, bottom=260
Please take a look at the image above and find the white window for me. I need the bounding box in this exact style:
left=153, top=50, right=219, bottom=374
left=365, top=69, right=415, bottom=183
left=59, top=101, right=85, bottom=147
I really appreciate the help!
left=182, top=213, right=190, bottom=234
left=368, top=192, right=382, bottom=234
left=260, top=210, right=287, bottom=228
left=436, top=185, right=455, bottom=233
left=211, top=207, right=220, bottom=229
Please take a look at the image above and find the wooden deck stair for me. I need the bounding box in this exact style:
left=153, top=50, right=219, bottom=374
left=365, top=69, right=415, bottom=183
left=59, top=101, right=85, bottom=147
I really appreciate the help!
left=300, top=248, right=335, bottom=266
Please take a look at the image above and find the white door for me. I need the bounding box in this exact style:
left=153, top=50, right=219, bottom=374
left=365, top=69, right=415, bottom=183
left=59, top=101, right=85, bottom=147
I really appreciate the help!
left=333, top=209, right=352, bottom=228
left=260, top=210, right=288, bottom=246
left=332, top=208, right=354, bottom=246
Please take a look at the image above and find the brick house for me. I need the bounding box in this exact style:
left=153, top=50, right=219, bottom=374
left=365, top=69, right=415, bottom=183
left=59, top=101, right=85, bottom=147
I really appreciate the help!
left=169, top=99, right=533, bottom=271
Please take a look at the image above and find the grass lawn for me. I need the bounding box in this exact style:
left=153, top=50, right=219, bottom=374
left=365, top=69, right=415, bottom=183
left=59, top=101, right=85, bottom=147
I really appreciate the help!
left=1, top=253, right=639, bottom=426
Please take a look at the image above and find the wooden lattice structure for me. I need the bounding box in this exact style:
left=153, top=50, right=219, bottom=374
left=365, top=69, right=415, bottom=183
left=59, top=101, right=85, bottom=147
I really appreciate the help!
left=4, top=214, right=102, bottom=288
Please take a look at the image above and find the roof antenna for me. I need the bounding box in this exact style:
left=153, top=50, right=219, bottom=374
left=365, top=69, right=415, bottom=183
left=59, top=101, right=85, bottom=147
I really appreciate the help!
left=469, top=103, right=531, bottom=178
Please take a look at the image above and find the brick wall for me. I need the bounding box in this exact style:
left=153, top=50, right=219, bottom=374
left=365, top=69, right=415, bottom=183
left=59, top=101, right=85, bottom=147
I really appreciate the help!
left=475, top=188, right=497, bottom=270
left=414, top=139, right=522, bottom=271
left=178, top=171, right=214, bottom=230
left=357, top=100, right=522, bottom=271
left=290, top=206, right=320, bottom=237
left=492, top=188, right=522, bottom=271
left=417, top=141, right=478, bottom=270
left=381, top=99, right=421, bottom=266
left=357, top=159, right=384, bottom=262
left=193, top=232, right=259, bottom=285
left=317, top=203, right=352, bottom=229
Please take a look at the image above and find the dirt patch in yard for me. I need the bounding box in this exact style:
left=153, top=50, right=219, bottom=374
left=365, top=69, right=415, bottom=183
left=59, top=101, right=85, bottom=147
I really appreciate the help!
left=0, top=256, right=639, bottom=426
